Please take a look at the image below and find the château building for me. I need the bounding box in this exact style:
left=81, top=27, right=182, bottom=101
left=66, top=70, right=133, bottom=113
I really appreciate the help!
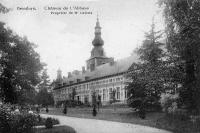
left=53, top=17, right=138, bottom=105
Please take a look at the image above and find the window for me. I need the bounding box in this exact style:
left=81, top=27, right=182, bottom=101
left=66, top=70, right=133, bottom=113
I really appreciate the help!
left=109, top=88, right=112, bottom=100
left=116, top=78, right=120, bottom=81
left=116, top=87, right=120, bottom=99
left=103, top=89, right=106, bottom=100
left=86, top=84, right=89, bottom=89
left=125, top=89, right=127, bottom=99
left=109, top=79, right=112, bottom=83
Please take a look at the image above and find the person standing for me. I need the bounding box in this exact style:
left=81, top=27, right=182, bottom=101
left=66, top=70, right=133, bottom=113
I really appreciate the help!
left=63, top=104, right=67, bottom=114
left=46, top=106, right=49, bottom=113
left=92, top=105, right=97, bottom=116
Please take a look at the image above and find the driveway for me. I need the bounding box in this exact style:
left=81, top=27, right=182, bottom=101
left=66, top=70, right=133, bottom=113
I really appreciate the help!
left=41, top=114, right=172, bottom=133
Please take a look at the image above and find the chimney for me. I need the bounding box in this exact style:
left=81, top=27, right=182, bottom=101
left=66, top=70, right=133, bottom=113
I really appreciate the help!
left=109, top=58, right=115, bottom=66
left=82, top=66, right=86, bottom=73
left=68, top=72, right=72, bottom=78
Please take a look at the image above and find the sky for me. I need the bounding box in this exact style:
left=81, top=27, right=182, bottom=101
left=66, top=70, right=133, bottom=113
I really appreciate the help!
left=0, top=0, right=164, bottom=80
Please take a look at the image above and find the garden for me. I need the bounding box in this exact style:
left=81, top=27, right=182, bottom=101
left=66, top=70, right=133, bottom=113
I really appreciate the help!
left=0, top=104, right=76, bottom=133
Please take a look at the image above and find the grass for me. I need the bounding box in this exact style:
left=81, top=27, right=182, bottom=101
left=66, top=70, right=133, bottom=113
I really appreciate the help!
left=35, top=125, right=76, bottom=133
left=156, top=114, right=200, bottom=133
left=41, top=106, right=200, bottom=133
left=41, top=106, right=167, bottom=130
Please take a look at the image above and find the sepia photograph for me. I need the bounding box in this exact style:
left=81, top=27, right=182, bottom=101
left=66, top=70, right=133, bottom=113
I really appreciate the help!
left=0, top=0, right=200, bottom=133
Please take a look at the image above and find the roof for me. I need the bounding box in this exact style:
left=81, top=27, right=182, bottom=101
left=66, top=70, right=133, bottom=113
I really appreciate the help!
left=62, top=54, right=138, bottom=85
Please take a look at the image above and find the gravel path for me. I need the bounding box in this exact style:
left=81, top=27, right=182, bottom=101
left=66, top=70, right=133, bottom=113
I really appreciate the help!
left=41, top=114, right=172, bottom=133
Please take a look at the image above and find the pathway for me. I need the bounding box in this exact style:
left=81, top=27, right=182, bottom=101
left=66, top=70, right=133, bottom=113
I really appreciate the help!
left=41, top=114, right=172, bottom=133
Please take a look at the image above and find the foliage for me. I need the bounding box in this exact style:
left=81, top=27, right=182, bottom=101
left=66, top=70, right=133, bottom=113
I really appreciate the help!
left=160, top=93, right=179, bottom=113
left=126, top=20, right=165, bottom=111
left=0, top=3, right=9, bottom=13
left=35, top=115, right=59, bottom=126
left=45, top=117, right=53, bottom=129
left=0, top=21, right=44, bottom=103
left=36, top=88, right=54, bottom=106
left=35, top=69, right=54, bottom=106
left=0, top=104, right=37, bottom=133
left=159, top=0, right=200, bottom=113
left=38, top=69, right=50, bottom=91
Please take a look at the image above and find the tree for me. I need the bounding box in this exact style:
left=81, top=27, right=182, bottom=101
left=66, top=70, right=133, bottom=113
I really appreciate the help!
left=36, top=69, right=54, bottom=106
left=0, top=20, right=44, bottom=103
left=0, top=3, right=9, bottom=13
left=36, top=88, right=54, bottom=106
left=126, top=20, right=165, bottom=111
left=38, top=69, right=50, bottom=91
left=159, top=0, right=200, bottom=113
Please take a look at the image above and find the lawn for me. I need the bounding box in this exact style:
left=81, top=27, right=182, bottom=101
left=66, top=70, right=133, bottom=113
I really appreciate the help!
left=41, top=106, right=166, bottom=130
left=35, top=125, right=76, bottom=133
left=41, top=106, right=200, bottom=133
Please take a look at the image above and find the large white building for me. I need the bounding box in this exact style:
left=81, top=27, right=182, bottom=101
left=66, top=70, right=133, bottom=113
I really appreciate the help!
left=53, top=17, right=137, bottom=105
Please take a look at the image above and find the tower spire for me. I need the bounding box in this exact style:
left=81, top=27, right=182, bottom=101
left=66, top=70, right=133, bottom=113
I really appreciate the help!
left=92, top=14, right=104, bottom=46
left=97, top=12, right=99, bottom=22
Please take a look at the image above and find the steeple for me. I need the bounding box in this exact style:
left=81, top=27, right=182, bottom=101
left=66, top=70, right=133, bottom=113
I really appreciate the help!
left=87, top=16, right=113, bottom=71
left=92, top=15, right=104, bottom=46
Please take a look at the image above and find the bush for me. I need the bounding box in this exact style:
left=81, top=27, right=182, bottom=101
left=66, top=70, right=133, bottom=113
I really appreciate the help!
left=36, top=116, right=59, bottom=126
left=45, top=117, right=53, bottom=129
left=160, top=93, right=179, bottom=114
left=0, top=105, right=11, bottom=133
left=0, top=104, right=37, bottom=133
left=11, top=113, right=37, bottom=133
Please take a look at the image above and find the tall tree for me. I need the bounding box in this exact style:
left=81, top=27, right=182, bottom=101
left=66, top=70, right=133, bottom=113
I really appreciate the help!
left=36, top=69, right=54, bottom=106
left=0, top=5, right=44, bottom=103
left=36, top=88, right=54, bottom=106
left=126, top=20, right=165, bottom=111
left=38, top=69, right=50, bottom=91
left=159, top=0, right=200, bottom=113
